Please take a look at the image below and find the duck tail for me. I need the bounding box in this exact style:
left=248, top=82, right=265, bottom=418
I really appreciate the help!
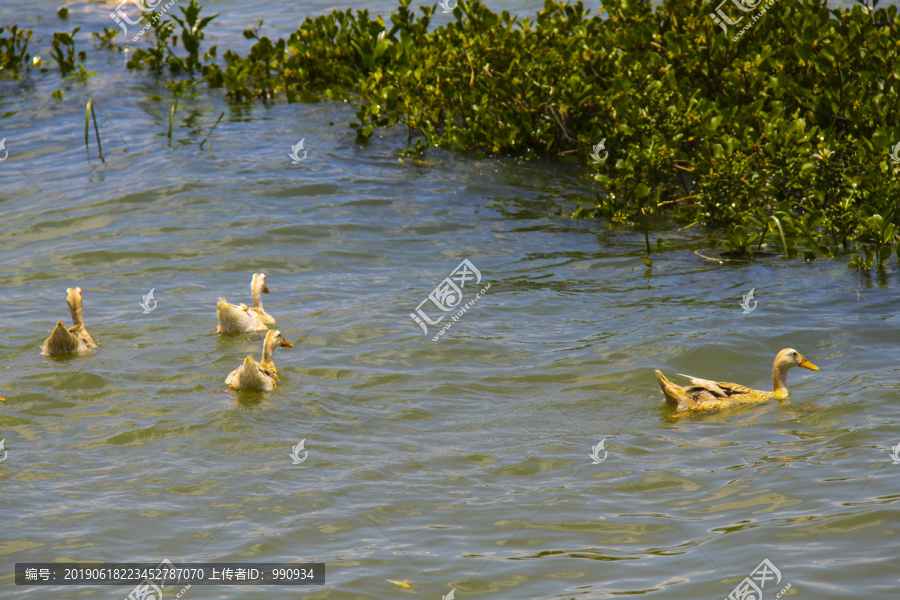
left=42, top=321, right=77, bottom=355
left=240, top=355, right=267, bottom=388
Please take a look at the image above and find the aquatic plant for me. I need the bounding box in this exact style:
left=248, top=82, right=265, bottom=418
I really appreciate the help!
left=849, top=213, right=898, bottom=270
left=126, top=0, right=217, bottom=75
left=166, top=77, right=207, bottom=145
left=6, top=0, right=900, bottom=266
left=84, top=99, right=104, bottom=162
left=92, top=28, right=120, bottom=51
left=0, top=25, right=32, bottom=77
left=170, top=0, right=219, bottom=75
left=723, top=225, right=759, bottom=258
left=176, top=0, right=898, bottom=266
left=50, top=28, right=89, bottom=79
left=125, top=11, right=176, bottom=74
left=199, top=111, right=225, bottom=149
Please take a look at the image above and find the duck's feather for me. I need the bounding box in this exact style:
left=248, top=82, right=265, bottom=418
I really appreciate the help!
left=656, top=370, right=769, bottom=411
left=226, top=356, right=277, bottom=391
left=216, top=297, right=270, bottom=333
left=676, top=374, right=757, bottom=398
left=676, top=374, right=727, bottom=396
left=41, top=321, right=95, bottom=356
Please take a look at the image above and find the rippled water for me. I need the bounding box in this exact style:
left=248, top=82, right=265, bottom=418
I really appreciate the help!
left=2, top=1, right=899, bottom=599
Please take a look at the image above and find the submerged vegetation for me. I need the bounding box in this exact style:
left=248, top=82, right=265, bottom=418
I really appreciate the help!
left=2, top=0, right=899, bottom=267
left=0, top=24, right=32, bottom=75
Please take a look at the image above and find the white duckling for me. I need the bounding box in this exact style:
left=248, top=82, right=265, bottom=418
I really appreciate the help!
left=216, top=273, right=276, bottom=334
left=41, top=287, right=98, bottom=356
left=225, top=329, right=293, bottom=391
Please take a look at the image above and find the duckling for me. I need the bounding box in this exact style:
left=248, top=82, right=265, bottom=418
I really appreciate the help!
left=656, top=348, right=819, bottom=411
left=225, top=329, right=293, bottom=391
left=41, top=287, right=98, bottom=356
left=216, top=273, right=276, bottom=333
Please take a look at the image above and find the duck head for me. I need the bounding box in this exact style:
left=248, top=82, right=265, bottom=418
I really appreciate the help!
left=251, top=272, right=270, bottom=297
left=776, top=348, right=819, bottom=371
left=250, top=273, right=272, bottom=316
left=772, top=348, right=818, bottom=392
left=260, top=329, right=293, bottom=365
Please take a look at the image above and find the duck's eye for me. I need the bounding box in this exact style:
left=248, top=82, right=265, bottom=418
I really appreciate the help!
left=792, top=352, right=798, bottom=357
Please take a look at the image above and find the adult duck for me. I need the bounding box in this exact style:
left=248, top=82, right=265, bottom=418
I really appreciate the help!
left=216, top=273, right=276, bottom=333
left=41, top=287, right=98, bottom=356
left=225, top=329, right=293, bottom=391
left=656, top=348, right=819, bottom=411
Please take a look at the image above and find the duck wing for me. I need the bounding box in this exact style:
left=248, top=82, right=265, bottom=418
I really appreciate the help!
left=250, top=307, right=276, bottom=326
left=676, top=374, right=728, bottom=397
left=713, top=381, right=757, bottom=397
left=217, top=298, right=267, bottom=333
left=676, top=374, right=755, bottom=398
left=67, top=323, right=97, bottom=348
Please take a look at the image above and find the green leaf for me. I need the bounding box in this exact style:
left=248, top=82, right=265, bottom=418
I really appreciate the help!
left=793, top=43, right=814, bottom=61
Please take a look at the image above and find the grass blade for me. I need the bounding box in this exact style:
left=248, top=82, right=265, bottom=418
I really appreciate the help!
left=84, top=99, right=91, bottom=160
left=168, top=102, right=177, bottom=146
left=771, top=215, right=789, bottom=258
left=90, top=100, right=104, bottom=162
left=199, top=111, right=224, bottom=149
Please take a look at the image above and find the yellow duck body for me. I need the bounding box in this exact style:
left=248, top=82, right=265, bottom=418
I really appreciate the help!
left=656, top=348, right=819, bottom=412
left=225, top=329, right=293, bottom=391
left=41, top=287, right=98, bottom=356
left=216, top=273, right=276, bottom=334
